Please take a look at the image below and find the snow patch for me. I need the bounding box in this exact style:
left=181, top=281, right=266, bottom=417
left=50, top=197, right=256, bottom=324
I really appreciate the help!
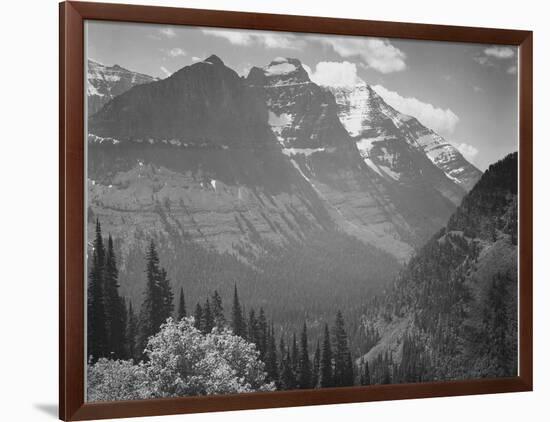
left=265, top=62, right=297, bottom=76
left=282, top=147, right=331, bottom=157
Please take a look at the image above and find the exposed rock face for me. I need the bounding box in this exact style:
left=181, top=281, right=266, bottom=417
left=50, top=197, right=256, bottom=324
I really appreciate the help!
left=247, top=58, right=477, bottom=259
left=86, top=55, right=484, bottom=320
left=87, top=56, right=403, bottom=316
left=328, top=83, right=482, bottom=200
left=88, top=56, right=333, bottom=259
left=87, top=60, right=157, bottom=116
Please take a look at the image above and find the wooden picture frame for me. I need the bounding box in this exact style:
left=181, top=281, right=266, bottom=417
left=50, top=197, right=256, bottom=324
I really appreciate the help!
left=60, top=1, right=532, bottom=420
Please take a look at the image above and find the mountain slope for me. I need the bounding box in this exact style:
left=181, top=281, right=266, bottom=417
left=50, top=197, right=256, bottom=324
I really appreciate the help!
left=87, top=56, right=401, bottom=323
left=328, top=83, right=482, bottom=203
left=87, top=59, right=157, bottom=116
left=359, top=152, right=518, bottom=382
left=247, top=58, right=470, bottom=259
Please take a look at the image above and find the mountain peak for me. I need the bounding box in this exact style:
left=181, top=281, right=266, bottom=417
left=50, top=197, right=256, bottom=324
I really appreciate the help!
left=204, top=54, right=224, bottom=66
left=247, top=57, right=310, bottom=87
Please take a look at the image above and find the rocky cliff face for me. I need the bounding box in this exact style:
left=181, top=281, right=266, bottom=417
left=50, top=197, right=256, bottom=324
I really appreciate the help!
left=247, top=58, right=475, bottom=259
left=86, top=55, right=484, bottom=322
left=87, top=60, right=157, bottom=116
left=328, top=83, right=482, bottom=201
left=88, top=56, right=335, bottom=259
left=87, top=56, right=402, bottom=318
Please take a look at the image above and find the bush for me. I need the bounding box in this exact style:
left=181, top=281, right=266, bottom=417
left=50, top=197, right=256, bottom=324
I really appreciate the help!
left=88, top=317, right=275, bottom=402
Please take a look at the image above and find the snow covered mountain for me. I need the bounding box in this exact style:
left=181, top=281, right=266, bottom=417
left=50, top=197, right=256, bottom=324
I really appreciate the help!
left=247, top=58, right=475, bottom=259
left=87, top=55, right=402, bottom=317
left=87, top=59, right=157, bottom=116
left=328, top=83, right=482, bottom=201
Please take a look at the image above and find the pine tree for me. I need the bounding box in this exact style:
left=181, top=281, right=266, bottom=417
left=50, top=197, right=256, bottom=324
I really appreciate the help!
left=280, top=350, right=296, bottom=390
left=104, top=235, right=126, bottom=359
left=231, top=285, right=245, bottom=337
left=319, top=323, right=333, bottom=388
left=362, top=359, right=371, bottom=386
left=177, top=287, right=186, bottom=320
left=333, top=310, right=353, bottom=387
left=312, top=340, right=321, bottom=388
left=248, top=309, right=258, bottom=345
left=87, top=219, right=107, bottom=362
left=257, top=308, right=268, bottom=359
left=298, top=323, right=312, bottom=389
left=138, top=240, right=173, bottom=357
left=158, top=268, right=174, bottom=325
left=211, top=290, right=225, bottom=328
left=291, top=332, right=299, bottom=377
left=203, top=298, right=214, bottom=333
left=126, top=301, right=138, bottom=361
left=265, top=324, right=279, bottom=384
left=194, top=303, right=204, bottom=332
left=344, top=350, right=354, bottom=386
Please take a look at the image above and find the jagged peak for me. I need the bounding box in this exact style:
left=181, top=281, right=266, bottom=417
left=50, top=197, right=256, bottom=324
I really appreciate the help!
left=263, top=57, right=305, bottom=76
left=246, top=57, right=311, bottom=87
left=204, top=54, right=224, bottom=66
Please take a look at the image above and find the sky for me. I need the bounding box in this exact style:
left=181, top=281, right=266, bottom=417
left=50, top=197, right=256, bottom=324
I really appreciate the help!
left=86, top=21, right=519, bottom=170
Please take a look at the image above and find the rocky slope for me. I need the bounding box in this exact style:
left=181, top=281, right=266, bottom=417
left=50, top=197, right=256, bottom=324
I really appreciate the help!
left=87, top=56, right=401, bottom=319
left=359, top=153, right=518, bottom=382
left=87, top=59, right=157, bottom=116
left=247, top=58, right=476, bottom=259
left=328, top=83, right=482, bottom=201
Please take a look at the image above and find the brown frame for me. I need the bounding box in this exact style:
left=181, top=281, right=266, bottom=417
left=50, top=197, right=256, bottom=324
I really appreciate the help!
left=59, top=1, right=533, bottom=420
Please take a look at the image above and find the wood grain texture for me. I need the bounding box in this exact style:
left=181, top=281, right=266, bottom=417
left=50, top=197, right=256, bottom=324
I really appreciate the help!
left=59, top=1, right=533, bottom=420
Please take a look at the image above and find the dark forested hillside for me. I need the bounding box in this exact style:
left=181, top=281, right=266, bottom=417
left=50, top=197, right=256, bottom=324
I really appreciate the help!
left=359, top=152, right=518, bottom=382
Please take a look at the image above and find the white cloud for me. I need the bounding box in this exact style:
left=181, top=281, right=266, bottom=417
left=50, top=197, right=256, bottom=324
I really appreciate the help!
left=474, top=56, right=492, bottom=66
left=159, top=28, right=176, bottom=38
left=307, top=61, right=362, bottom=87
left=451, top=141, right=479, bottom=160
left=167, top=48, right=186, bottom=57
left=484, top=46, right=515, bottom=59
left=372, top=85, right=459, bottom=135
left=507, top=65, right=518, bottom=75
left=201, top=28, right=302, bottom=50
left=160, top=66, right=172, bottom=77
left=317, top=37, right=406, bottom=74
left=191, top=56, right=201, bottom=62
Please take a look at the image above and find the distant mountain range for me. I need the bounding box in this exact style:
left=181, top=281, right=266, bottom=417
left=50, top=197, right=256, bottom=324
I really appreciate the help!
left=87, top=60, right=157, bottom=116
left=85, top=56, right=483, bottom=321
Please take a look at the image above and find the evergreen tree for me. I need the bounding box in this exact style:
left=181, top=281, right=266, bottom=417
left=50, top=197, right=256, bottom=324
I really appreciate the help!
left=333, top=310, right=353, bottom=387
left=87, top=219, right=107, bottom=362
left=247, top=309, right=259, bottom=346
left=158, top=268, right=174, bottom=324
left=104, top=235, right=126, bottom=359
left=126, top=301, right=138, bottom=361
left=177, top=287, right=186, bottom=320
left=265, top=324, right=279, bottom=384
left=194, top=303, right=204, bottom=332
left=359, top=358, right=371, bottom=386
left=231, top=285, right=245, bottom=337
left=312, top=340, right=320, bottom=388
left=210, top=290, right=225, bottom=328
left=202, top=298, right=214, bottom=333
left=137, top=240, right=173, bottom=358
left=257, top=308, right=268, bottom=359
left=319, top=323, right=333, bottom=388
left=280, top=350, right=296, bottom=390
left=298, top=323, right=312, bottom=389
left=290, top=332, right=299, bottom=377
left=344, top=351, right=354, bottom=386
left=278, top=335, right=287, bottom=386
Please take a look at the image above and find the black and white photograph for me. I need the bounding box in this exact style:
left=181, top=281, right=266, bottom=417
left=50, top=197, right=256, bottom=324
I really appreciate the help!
left=84, top=21, right=519, bottom=402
